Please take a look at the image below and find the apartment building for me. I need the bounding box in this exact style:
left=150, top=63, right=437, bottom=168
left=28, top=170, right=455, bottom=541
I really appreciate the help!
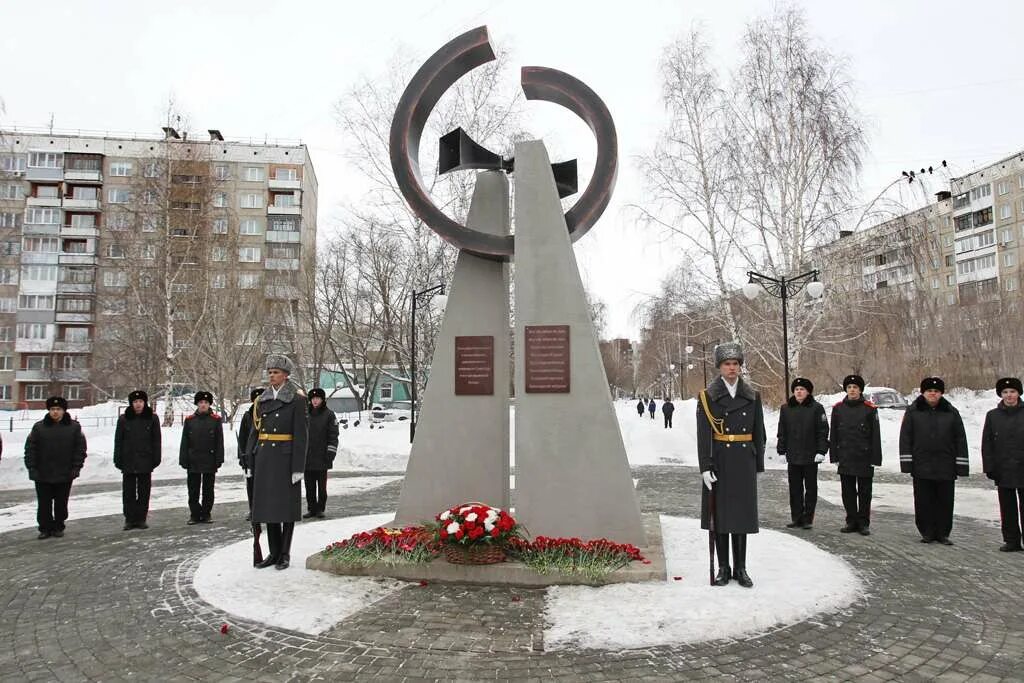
left=0, top=128, right=318, bottom=409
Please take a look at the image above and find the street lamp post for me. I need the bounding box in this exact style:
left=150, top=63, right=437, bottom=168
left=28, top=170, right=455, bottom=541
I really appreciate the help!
left=409, top=283, right=446, bottom=443
left=683, top=344, right=693, bottom=398
left=742, top=269, right=825, bottom=396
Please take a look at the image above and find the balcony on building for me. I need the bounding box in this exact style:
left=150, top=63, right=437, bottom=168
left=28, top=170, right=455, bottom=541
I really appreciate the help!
left=64, top=154, right=104, bottom=184
left=267, top=191, right=301, bottom=215
left=52, top=339, right=93, bottom=353
left=57, top=281, right=95, bottom=295
left=55, top=311, right=94, bottom=323
left=268, top=170, right=301, bottom=191
left=264, top=258, right=299, bottom=271
left=26, top=195, right=62, bottom=208
left=20, top=251, right=60, bottom=265
left=24, top=167, right=62, bottom=182
left=14, top=339, right=54, bottom=353
left=59, top=253, right=98, bottom=266
left=266, top=229, right=301, bottom=243
left=61, top=223, right=99, bottom=239
left=15, top=368, right=52, bottom=382
left=264, top=284, right=300, bottom=300
left=62, top=197, right=101, bottom=211
left=54, top=368, right=90, bottom=382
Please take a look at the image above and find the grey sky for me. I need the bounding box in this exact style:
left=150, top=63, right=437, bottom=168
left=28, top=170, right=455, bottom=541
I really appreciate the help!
left=3, top=1, right=1023, bottom=339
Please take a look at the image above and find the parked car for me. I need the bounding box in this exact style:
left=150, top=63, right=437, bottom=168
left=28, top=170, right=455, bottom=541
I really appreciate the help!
left=864, top=387, right=909, bottom=410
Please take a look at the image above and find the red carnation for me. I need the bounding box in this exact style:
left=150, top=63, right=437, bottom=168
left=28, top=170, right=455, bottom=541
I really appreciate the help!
left=219, top=623, right=229, bottom=635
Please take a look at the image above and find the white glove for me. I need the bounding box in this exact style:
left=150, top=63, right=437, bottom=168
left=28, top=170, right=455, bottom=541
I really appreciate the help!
left=702, top=470, right=717, bottom=490
left=244, top=469, right=253, bottom=479
left=814, top=453, right=825, bottom=464
left=291, top=472, right=303, bottom=485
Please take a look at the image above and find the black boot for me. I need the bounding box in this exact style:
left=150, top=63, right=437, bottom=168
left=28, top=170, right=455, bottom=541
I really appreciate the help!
left=732, top=534, right=753, bottom=588
left=713, top=533, right=731, bottom=585
left=257, top=523, right=281, bottom=568
left=276, top=523, right=294, bottom=570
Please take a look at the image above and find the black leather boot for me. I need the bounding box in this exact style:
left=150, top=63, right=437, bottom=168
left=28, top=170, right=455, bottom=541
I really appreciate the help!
left=732, top=534, right=753, bottom=588
left=714, top=533, right=731, bottom=585
left=257, top=523, right=281, bottom=568
left=276, top=523, right=294, bottom=570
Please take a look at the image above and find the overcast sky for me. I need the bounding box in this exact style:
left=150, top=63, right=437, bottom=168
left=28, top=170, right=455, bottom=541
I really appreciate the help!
left=3, top=1, right=1024, bottom=339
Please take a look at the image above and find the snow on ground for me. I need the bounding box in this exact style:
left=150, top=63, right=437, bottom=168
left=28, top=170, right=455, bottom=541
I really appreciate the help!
left=0, top=476, right=399, bottom=535
left=543, top=515, right=861, bottom=651
left=817, top=480, right=1002, bottom=526
left=193, top=513, right=405, bottom=635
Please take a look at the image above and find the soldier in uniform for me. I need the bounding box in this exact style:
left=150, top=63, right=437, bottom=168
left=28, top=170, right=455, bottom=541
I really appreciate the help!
left=982, top=377, right=1024, bottom=552
left=25, top=396, right=87, bottom=539
left=697, top=342, right=766, bottom=588
left=179, top=391, right=224, bottom=524
left=248, top=355, right=308, bottom=569
left=303, top=388, right=339, bottom=519
left=114, top=390, right=162, bottom=530
left=830, top=375, right=882, bottom=535
left=237, top=387, right=264, bottom=521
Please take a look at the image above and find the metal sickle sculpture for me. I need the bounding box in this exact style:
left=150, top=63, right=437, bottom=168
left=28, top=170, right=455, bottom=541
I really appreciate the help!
left=389, top=25, right=618, bottom=261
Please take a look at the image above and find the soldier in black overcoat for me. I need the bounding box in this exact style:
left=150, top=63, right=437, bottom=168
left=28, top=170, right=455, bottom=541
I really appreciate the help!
left=697, top=342, right=766, bottom=588
left=830, top=375, right=882, bottom=535
left=303, top=388, right=339, bottom=519
left=237, top=387, right=264, bottom=520
left=982, top=377, right=1024, bottom=552
left=179, top=391, right=224, bottom=524
left=662, top=398, right=675, bottom=429
left=248, top=355, right=308, bottom=569
left=636, top=398, right=645, bottom=417
left=114, top=390, right=161, bottom=530
left=899, top=377, right=969, bottom=545
left=25, top=396, right=87, bottom=539
left=777, top=377, right=829, bottom=529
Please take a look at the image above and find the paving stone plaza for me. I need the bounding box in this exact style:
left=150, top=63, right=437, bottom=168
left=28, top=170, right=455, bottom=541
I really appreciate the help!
left=2, top=467, right=1021, bottom=682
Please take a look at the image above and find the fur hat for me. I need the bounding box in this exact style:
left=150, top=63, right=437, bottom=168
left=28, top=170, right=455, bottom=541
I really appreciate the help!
left=249, top=387, right=265, bottom=402
left=920, top=377, right=945, bottom=393
left=128, top=390, right=149, bottom=404
left=309, top=387, right=326, bottom=401
left=996, top=377, right=1023, bottom=396
left=194, top=390, right=214, bottom=405
left=266, top=354, right=294, bottom=375
left=46, top=396, right=68, bottom=410
left=842, top=374, right=865, bottom=391
left=713, top=342, right=744, bottom=368
left=791, top=377, right=813, bottom=394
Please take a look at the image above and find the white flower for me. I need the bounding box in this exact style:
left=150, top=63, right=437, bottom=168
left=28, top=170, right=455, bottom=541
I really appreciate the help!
left=460, top=506, right=473, bottom=514
left=439, top=510, right=451, bottom=521
left=484, top=521, right=495, bottom=532
left=446, top=521, right=460, bottom=534
left=465, top=513, right=478, bottom=522
left=485, top=510, right=498, bottom=522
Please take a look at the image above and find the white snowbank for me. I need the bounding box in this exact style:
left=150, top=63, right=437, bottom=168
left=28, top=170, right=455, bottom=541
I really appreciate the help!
left=193, top=513, right=404, bottom=634
left=543, top=515, right=861, bottom=651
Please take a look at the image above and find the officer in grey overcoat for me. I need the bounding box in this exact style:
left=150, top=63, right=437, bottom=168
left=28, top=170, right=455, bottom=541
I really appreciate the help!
left=697, top=342, right=765, bottom=588
left=247, top=354, right=308, bottom=569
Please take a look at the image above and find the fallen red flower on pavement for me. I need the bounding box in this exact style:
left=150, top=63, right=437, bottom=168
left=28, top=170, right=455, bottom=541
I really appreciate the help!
left=511, top=596, right=521, bottom=602
left=673, top=576, right=682, bottom=581
left=418, top=580, right=429, bottom=587
left=219, top=623, right=229, bottom=634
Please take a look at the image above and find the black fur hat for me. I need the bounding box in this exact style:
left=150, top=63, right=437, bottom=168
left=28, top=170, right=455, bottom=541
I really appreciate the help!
left=194, top=390, right=214, bottom=405
left=842, top=374, right=865, bottom=391
left=791, top=377, right=814, bottom=394
left=128, top=390, right=149, bottom=404
left=46, top=396, right=68, bottom=410
left=996, top=377, right=1023, bottom=396
left=249, top=387, right=265, bottom=402
left=920, top=377, right=945, bottom=393
left=309, top=387, right=326, bottom=401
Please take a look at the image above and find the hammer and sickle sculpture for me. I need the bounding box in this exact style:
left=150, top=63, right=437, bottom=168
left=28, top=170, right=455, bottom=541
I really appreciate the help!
left=389, top=25, right=618, bottom=261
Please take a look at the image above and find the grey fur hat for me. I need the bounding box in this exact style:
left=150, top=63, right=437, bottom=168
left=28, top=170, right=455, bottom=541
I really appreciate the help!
left=713, top=341, right=744, bottom=368
left=266, top=354, right=294, bottom=375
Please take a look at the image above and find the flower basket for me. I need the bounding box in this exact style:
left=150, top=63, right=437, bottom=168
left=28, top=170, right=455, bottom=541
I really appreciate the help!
left=444, top=542, right=506, bottom=565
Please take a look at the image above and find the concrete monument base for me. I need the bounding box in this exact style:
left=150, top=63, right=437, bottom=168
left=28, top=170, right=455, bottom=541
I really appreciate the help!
left=306, top=514, right=666, bottom=587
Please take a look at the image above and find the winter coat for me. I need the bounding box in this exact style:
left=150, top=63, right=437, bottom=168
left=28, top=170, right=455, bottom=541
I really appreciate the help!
left=697, top=377, right=766, bottom=534
left=777, top=396, right=829, bottom=466
left=636, top=400, right=645, bottom=415
left=662, top=400, right=675, bottom=416
left=247, top=380, right=308, bottom=523
left=899, top=395, right=968, bottom=481
left=982, top=401, right=1024, bottom=489
left=237, top=406, right=255, bottom=470
left=648, top=400, right=656, bottom=414
left=178, top=410, right=225, bottom=473
left=305, top=404, right=339, bottom=471
left=25, top=413, right=87, bottom=483
left=114, top=406, right=162, bottom=474
left=829, top=397, right=883, bottom=477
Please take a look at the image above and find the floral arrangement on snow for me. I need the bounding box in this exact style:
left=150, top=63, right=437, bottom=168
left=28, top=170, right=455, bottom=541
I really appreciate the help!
left=321, top=525, right=437, bottom=566
left=506, top=536, right=646, bottom=581
left=435, top=502, right=522, bottom=546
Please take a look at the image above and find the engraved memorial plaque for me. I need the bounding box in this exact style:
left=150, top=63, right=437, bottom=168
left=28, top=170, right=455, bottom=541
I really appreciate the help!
left=524, top=325, right=570, bottom=393
left=455, top=335, right=495, bottom=395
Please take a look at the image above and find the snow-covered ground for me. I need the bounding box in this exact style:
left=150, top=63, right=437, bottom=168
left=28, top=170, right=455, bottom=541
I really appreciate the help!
left=194, top=513, right=860, bottom=649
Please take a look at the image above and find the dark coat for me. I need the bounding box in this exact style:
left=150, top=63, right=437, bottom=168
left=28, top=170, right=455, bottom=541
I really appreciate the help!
left=648, top=399, right=656, bottom=414
left=636, top=400, right=645, bottom=415
left=777, top=396, right=829, bottom=466
left=899, top=395, right=968, bottom=481
left=25, top=413, right=87, bottom=483
left=305, top=404, right=339, bottom=471
left=114, top=406, right=162, bottom=474
left=247, top=380, right=308, bottom=523
left=829, top=398, right=883, bottom=477
left=982, top=401, right=1024, bottom=489
left=697, top=377, right=765, bottom=534
left=237, top=405, right=256, bottom=470
left=178, top=410, right=224, bottom=473
left=662, top=400, right=675, bottom=416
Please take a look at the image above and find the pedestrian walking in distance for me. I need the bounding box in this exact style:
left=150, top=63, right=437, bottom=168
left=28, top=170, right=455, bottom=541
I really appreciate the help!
left=303, top=387, right=339, bottom=519
left=982, top=377, right=1024, bottom=552
left=648, top=398, right=656, bottom=420
left=247, top=355, right=308, bottom=570
left=830, top=375, right=882, bottom=535
left=662, top=397, right=675, bottom=429
left=179, top=391, right=224, bottom=525
left=900, top=377, right=968, bottom=545
left=777, top=377, right=828, bottom=530
left=238, top=387, right=264, bottom=521
left=25, top=396, right=87, bottom=539
left=114, top=390, right=161, bottom=530
left=636, top=398, right=645, bottom=418
left=697, top=342, right=765, bottom=588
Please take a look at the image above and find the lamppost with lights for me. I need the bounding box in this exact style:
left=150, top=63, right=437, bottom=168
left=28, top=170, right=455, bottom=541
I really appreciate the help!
left=742, top=269, right=825, bottom=396
left=409, top=283, right=447, bottom=443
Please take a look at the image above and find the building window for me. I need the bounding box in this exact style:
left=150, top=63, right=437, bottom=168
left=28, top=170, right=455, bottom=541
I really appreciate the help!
left=954, top=214, right=972, bottom=232
left=107, top=244, right=126, bottom=258
left=25, top=355, right=48, bottom=370
left=143, top=161, right=160, bottom=178
left=59, top=298, right=91, bottom=312
left=240, top=218, right=261, bottom=235
left=213, top=192, right=227, bottom=208
left=240, top=192, right=264, bottom=209
left=0, top=156, right=26, bottom=173
left=212, top=218, right=228, bottom=234
left=211, top=246, right=227, bottom=261
left=946, top=292, right=956, bottom=305
left=109, top=161, right=133, bottom=177
left=23, top=237, right=59, bottom=253
left=1002, top=228, right=1014, bottom=244
left=64, top=385, right=82, bottom=400
left=0, top=298, right=14, bottom=313
left=25, top=208, right=60, bottom=225
left=0, top=212, right=19, bottom=228
left=211, top=273, right=227, bottom=289
left=1007, top=276, right=1019, bottom=292
left=997, top=180, right=1010, bottom=196
left=102, top=270, right=127, bottom=287
left=107, top=188, right=131, bottom=204
left=0, top=327, right=10, bottom=341
left=141, top=244, right=155, bottom=260
left=946, top=274, right=955, bottom=286
left=1004, top=252, right=1016, bottom=267
left=0, top=356, right=11, bottom=371
left=35, top=185, right=59, bottom=199
left=65, top=327, right=89, bottom=342
left=21, top=265, right=58, bottom=281
left=0, top=385, right=10, bottom=400
left=244, top=167, right=265, bottom=182
left=69, top=214, right=96, bottom=228
left=0, top=183, right=25, bottom=200
left=970, top=184, right=992, bottom=200
left=26, top=384, right=47, bottom=401
left=18, top=295, right=55, bottom=310
left=271, top=193, right=297, bottom=208
left=0, top=268, right=17, bottom=285
left=945, top=254, right=955, bottom=267
left=214, top=164, right=230, bottom=180
left=16, top=323, right=50, bottom=340
left=379, top=382, right=393, bottom=400
left=978, top=231, right=995, bottom=248
left=238, top=273, right=261, bottom=289
left=238, top=247, right=262, bottom=262
left=28, top=152, right=61, bottom=168
left=1001, top=204, right=1013, bottom=220
left=274, top=168, right=298, bottom=181
left=64, top=355, right=90, bottom=369
left=974, top=207, right=993, bottom=227
left=270, top=218, right=298, bottom=232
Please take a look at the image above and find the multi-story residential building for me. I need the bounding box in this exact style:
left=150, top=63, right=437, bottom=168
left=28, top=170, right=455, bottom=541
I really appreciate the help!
left=0, top=128, right=317, bottom=409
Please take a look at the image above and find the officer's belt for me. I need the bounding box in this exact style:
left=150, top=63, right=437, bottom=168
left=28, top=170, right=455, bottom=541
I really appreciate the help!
left=713, top=433, right=752, bottom=443
left=258, top=434, right=293, bottom=442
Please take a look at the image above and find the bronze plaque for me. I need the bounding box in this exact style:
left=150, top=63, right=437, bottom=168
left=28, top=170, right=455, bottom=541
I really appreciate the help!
left=524, top=325, right=570, bottom=393
left=454, top=336, right=495, bottom=395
